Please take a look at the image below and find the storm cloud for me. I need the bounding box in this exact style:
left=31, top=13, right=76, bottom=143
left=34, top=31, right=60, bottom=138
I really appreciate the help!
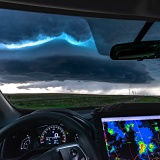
left=0, top=9, right=91, bottom=44
left=0, top=54, right=153, bottom=84
left=0, top=8, right=156, bottom=95
left=0, top=39, right=96, bottom=60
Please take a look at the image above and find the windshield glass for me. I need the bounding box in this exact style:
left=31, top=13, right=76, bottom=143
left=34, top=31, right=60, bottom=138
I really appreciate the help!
left=1, top=9, right=160, bottom=109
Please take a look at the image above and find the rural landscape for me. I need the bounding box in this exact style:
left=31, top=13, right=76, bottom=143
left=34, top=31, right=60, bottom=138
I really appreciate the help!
left=4, top=93, right=160, bottom=110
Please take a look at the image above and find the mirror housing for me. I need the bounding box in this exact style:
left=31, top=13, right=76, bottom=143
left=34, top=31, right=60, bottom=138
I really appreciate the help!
left=110, top=41, right=160, bottom=60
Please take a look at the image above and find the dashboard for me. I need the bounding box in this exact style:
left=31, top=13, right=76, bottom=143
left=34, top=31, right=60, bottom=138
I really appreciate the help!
left=1, top=103, right=160, bottom=160
left=1, top=123, right=79, bottom=159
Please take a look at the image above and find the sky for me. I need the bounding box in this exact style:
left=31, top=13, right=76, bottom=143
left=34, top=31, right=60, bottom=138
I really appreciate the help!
left=0, top=9, right=160, bottom=95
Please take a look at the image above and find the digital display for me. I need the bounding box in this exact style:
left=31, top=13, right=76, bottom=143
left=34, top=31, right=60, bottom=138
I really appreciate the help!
left=101, top=116, right=160, bottom=159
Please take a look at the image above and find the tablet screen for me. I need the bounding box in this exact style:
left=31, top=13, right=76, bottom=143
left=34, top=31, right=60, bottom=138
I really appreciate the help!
left=101, top=115, right=160, bottom=159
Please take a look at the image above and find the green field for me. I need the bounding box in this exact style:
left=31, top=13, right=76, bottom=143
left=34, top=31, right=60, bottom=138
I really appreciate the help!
left=4, top=93, right=160, bottom=110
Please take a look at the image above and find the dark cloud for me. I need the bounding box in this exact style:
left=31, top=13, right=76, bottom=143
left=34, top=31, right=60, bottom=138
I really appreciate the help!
left=0, top=9, right=91, bottom=43
left=0, top=9, right=154, bottom=86
left=0, top=39, right=96, bottom=60
left=0, top=55, right=154, bottom=84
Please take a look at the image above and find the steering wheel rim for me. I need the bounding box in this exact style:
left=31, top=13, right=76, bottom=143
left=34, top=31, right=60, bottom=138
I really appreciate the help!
left=0, top=112, right=99, bottom=160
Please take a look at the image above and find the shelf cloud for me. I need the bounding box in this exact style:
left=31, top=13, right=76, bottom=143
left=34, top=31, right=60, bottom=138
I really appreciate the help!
left=0, top=9, right=157, bottom=95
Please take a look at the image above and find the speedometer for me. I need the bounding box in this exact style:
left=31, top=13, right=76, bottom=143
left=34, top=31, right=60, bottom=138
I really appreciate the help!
left=40, top=125, right=66, bottom=146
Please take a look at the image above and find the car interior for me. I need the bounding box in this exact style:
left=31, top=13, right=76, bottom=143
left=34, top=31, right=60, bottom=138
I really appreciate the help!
left=0, top=0, right=160, bottom=160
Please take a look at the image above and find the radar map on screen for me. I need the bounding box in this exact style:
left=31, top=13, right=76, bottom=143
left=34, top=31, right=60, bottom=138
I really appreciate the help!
left=101, top=116, right=160, bottom=160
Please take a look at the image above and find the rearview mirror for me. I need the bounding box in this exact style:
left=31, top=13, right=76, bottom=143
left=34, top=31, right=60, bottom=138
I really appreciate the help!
left=110, top=41, right=160, bottom=60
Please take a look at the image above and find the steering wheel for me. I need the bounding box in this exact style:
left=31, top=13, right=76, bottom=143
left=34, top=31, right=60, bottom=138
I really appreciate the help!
left=0, top=112, right=99, bottom=160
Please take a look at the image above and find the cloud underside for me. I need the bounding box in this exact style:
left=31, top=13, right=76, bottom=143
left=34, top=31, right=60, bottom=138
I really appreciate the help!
left=0, top=55, right=153, bottom=84
left=0, top=9, right=91, bottom=44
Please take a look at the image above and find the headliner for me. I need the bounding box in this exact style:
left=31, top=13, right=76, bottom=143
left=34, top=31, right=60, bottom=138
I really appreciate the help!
left=0, top=0, right=159, bottom=21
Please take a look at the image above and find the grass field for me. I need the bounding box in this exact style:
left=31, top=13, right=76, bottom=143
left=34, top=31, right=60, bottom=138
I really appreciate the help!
left=4, top=93, right=160, bottom=110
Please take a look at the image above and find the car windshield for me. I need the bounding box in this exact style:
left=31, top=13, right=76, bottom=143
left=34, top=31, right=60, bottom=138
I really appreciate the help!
left=1, top=8, right=160, bottom=109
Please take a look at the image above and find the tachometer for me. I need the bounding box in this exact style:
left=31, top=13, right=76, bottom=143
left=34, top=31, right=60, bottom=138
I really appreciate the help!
left=40, top=125, right=66, bottom=146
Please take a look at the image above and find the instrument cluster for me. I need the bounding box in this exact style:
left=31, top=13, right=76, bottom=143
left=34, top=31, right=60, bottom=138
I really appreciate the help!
left=1, top=124, right=79, bottom=159
left=37, top=124, right=79, bottom=147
